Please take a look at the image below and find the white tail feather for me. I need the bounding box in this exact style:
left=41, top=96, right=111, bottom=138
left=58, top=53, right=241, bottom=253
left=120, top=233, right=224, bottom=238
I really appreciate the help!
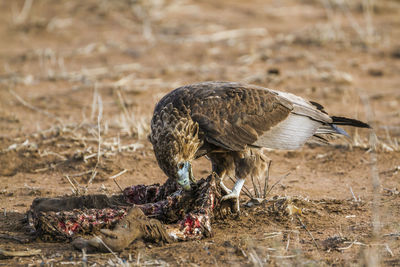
left=253, top=114, right=321, bottom=150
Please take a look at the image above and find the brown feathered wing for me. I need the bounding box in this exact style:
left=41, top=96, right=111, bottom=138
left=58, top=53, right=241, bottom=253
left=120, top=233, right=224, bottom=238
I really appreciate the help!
left=182, top=82, right=333, bottom=152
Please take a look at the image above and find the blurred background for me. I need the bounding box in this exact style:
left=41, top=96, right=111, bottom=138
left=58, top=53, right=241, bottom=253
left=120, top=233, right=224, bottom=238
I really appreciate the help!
left=0, top=0, right=399, bottom=265
left=1, top=0, right=399, bottom=135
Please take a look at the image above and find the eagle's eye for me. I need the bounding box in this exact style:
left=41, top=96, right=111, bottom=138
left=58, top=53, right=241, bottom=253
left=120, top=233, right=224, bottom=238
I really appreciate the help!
left=177, top=162, right=184, bottom=170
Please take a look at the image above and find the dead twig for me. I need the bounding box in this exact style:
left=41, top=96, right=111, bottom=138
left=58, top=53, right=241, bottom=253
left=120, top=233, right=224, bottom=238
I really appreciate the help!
left=383, top=232, right=400, bottom=238
left=358, top=88, right=382, bottom=267
left=349, top=186, right=361, bottom=202
left=286, top=233, right=290, bottom=251
left=109, top=169, right=127, bottom=193
left=109, top=169, right=128, bottom=179
left=182, top=28, right=268, bottom=43
left=88, top=86, right=103, bottom=185
left=0, top=234, right=32, bottom=244
left=270, top=255, right=297, bottom=259
left=263, top=232, right=283, bottom=239
left=0, top=248, right=41, bottom=258
left=265, top=172, right=291, bottom=198
left=337, top=240, right=357, bottom=251
left=297, top=215, right=320, bottom=250
left=250, top=175, right=260, bottom=198
left=113, top=179, right=124, bottom=193
left=39, top=150, right=67, bottom=161
left=93, top=235, right=125, bottom=265
left=8, top=88, right=62, bottom=123
left=12, top=0, right=34, bottom=25
left=263, top=160, right=272, bottom=198
left=116, top=89, right=133, bottom=135
left=384, top=243, right=394, bottom=257
left=64, top=175, right=80, bottom=195
left=69, top=170, right=93, bottom=178
left=33, top=161, right=64, bottom=173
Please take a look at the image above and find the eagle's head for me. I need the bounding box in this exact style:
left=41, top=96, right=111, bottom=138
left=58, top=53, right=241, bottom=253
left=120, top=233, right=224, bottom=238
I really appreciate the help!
left=150, top=107, right=202, bottom=191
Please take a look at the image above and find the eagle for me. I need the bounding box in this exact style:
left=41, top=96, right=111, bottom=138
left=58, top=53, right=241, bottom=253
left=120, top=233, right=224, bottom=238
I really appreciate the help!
left=150, top=81, right=370, bottom=212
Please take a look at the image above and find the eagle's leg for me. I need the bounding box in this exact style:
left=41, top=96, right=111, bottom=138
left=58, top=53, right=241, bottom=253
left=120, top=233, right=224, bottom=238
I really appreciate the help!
left=208, top=152, right=235, bottom=195
left=219, top=180, right=232, bottom=195
left=209, top=151, right=250, bottom=213
left=220, top=178, right=245, bottom=212
left=219, top=150, right=263, bottom=213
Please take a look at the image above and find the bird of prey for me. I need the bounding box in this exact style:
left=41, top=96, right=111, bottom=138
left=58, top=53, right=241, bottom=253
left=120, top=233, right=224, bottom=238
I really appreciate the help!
left=150, top=81, right=370, bottom=212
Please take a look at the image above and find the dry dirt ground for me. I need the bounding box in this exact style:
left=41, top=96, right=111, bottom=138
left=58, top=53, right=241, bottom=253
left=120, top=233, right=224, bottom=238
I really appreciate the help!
left=0, top=0, right=399, bottom=266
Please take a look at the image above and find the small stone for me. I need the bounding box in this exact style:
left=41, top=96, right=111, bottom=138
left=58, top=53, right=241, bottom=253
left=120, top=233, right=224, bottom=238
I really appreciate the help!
left=267, top=68, right=280, bottom=75
left=368, top=68, right=384, bottom=77
left=391, top=47, right=400, bottom=59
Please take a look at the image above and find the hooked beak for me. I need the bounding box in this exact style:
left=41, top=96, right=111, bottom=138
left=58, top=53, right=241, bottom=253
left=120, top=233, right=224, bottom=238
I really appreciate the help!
left=177, top=161, right=194, bottom=191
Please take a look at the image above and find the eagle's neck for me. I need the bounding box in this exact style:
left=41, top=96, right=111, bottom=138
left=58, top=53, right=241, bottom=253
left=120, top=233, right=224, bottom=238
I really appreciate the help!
left=151, top=105, right=202, bottom=178
left=172, top=117, right=202, bottom=162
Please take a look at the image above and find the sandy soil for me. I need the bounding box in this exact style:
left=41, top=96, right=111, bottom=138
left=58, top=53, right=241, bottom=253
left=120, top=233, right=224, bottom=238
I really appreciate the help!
left=0, top=0, right=399, bottom=265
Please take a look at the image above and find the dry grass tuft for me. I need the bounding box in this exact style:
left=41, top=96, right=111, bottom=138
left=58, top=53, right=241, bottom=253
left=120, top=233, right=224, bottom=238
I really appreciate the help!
left=352, top=128, right=400, bottom=152
left=245, top=164, right=291, bottom=201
